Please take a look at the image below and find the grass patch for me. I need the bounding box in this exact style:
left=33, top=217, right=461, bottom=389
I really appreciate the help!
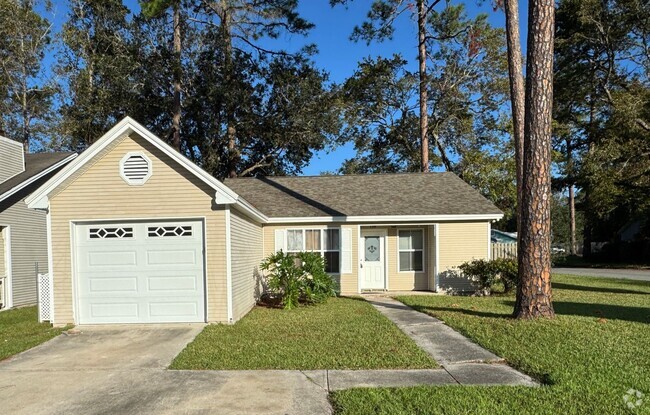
left=331, top=275, right=650, bottom=415
left=171, top=297, right=437, bottom=370
left=0, top=306, right=66, bottom=361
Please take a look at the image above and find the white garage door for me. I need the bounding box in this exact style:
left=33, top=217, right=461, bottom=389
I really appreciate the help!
left=74, top=220, right=205, bottom=324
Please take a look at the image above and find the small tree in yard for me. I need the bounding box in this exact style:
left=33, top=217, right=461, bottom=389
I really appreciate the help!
left=260, top=251, right=336, bottom=310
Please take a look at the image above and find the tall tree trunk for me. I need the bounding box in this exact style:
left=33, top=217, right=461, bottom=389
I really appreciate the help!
left=582, top=88, right=597, bottom=259
left=569, top=184, right=576, bottom=255
left=417, top=0, right=429, bottom=172
left=582, top=208, right=592, bottom=258
left=21, top=66, right=29, bottom=153
left=504, top=0, right=525, bottom=244
left=514, top=0, right=555, bottom=319
left=221, top=4, right=238, bottom=178
left=171, top=1, right=182, bottom=151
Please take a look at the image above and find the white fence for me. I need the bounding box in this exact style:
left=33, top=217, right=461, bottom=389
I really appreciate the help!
left=37, top=273, right=53, bottom=322
left=492, top=242, right=517, bottom=259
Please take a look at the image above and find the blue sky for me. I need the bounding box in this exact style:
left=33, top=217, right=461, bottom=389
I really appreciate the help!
left=295, top=0, right=524, bottom=175
left=44, top=0, right=526, bottom=175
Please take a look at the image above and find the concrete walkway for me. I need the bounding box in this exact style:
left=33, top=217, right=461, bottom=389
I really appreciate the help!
left=365, top=296, right=537, bottom=387
left=0, top=326, right=332, bottom=415
left=553, top=267, right=650, bottom=281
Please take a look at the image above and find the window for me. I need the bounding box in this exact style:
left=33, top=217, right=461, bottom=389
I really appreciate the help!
left=120, top=152, right=152, bottom=185
left=285, top=228, right=340, bottom=273
left=398, top=229, right=424, bottom=272
left=89, top=227, right=133, bottom=239
left=323, top=229, right=340, bottom=274
left=148, top=226, right=192, bottom=237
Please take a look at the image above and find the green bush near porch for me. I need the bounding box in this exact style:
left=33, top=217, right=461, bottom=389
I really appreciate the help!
left=170, top=297, right=437, bottom=370
left=0, top=306, right=66, bottom=361
left=331, top=274, right=650, bottom=414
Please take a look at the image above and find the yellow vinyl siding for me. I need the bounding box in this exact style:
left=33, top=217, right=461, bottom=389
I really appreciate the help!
left=48, top=133, right=228, bottom=325
left=262, top=223, right=359, bottom=295
left=437, top=221, right=489, bottom=292
left=230, top=209, right=263, bottom=321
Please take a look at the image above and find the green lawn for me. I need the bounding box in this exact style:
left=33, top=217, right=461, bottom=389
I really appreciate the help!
left=171, top=297, right=437, bottom=370
left=331, top=275, right=650, bottom=415
left=0, top=306, right=66, bottom=361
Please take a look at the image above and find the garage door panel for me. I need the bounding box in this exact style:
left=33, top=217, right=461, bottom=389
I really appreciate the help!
left=149, top=301, right=199, bottom=318
left=75, top=220, right=205, bottom=324
left=147, top=275, right=197, bottom=291
left=87, top=251, right=138, bottom=267
left=90, top=302, right=139, bottom=319
left=146, top=250, right=198, bottom=266
left=89, top=277, right=138, bottom=293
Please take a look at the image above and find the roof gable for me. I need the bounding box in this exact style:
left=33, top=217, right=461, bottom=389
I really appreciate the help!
left=25, top=117, right=265, bottom=221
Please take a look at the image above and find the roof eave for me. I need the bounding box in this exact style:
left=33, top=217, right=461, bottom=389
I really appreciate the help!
left=266, top=213, right=504, bottom=224
left=0, top=153, right=78, bottom=205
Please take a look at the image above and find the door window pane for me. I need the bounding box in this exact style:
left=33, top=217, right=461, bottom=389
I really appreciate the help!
left=364, top=236, right=380, bottom=261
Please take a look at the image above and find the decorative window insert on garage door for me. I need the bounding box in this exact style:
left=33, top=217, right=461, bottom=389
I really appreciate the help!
left=72, top=220, right=206, bottom=324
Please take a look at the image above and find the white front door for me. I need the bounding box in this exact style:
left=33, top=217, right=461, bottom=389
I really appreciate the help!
left=360, top=229, right=386, bottom=290
left=74, top=220, right=205, bottom=324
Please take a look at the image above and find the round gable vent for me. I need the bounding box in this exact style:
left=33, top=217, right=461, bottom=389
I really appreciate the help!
left=120, top=152, right=152, bottom=185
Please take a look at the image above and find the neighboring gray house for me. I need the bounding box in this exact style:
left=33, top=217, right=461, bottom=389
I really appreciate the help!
left=0, top=135, right=76, bottom=310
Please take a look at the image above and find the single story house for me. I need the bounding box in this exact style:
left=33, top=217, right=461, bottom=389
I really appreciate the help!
left=26, top=117, right=502, bottom=326
left=0, top=135, right=77, bottom=310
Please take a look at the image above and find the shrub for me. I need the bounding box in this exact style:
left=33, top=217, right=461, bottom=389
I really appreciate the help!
left=260, top=251, right=336, bottom=309
left=492, top=257, right=518, bottom=293
left=457, top=258, right=518, bottom=295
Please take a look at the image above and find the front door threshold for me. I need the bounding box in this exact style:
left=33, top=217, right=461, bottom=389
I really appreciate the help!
left=360, top=289, right=389, bottom=294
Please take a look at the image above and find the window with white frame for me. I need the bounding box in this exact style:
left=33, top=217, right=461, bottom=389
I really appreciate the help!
left=286, top=228, right=340, bottom=273
left=398, top=229, right=424, bottom=272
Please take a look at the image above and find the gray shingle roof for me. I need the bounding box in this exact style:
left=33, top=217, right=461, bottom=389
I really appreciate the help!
left=224, top=172, right=502, bottom=218
left=0, top=152, right=75, bottom=198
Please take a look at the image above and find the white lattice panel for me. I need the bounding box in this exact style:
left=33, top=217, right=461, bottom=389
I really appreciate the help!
left=38, top=273, right=53, bottom=322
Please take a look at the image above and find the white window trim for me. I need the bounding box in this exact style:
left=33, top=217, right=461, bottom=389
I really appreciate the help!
left=397, top=228, right=425, bottom=273
left=284, top=227, right=341, bottom=275
left=119, top=151, right=152, bottom=186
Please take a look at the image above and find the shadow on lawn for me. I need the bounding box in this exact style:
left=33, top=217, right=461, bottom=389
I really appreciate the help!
left=552, top=302, right=650, bottom=324
left=410, top=300, right=650, bottom=324
left=553, top=282, right=650, bottom=295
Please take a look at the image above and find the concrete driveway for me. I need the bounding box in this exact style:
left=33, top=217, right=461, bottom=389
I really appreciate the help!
left=553, top=267, right=650, bottom=281
left=0, top=325, right=331, bottom=415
